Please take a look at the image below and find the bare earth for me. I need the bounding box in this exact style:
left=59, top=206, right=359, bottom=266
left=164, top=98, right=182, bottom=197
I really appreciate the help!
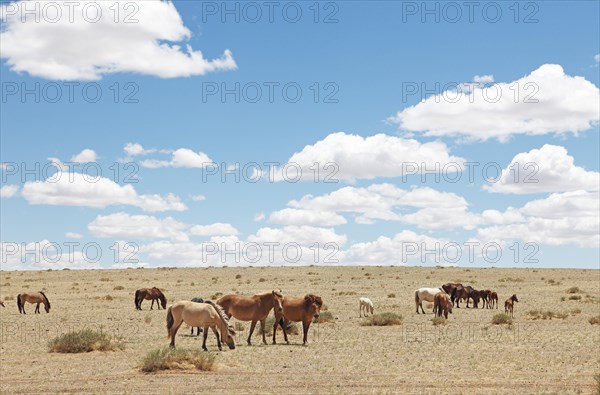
left=0, top=266, right=598, bottom=394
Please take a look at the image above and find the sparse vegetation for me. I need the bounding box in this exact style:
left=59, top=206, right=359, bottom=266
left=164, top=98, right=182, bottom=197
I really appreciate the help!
left=100, top=278, right=110, bottom=282
left=258, top=278, right=266, bottom=282
left=144, top=315, right=152, bottom=324
left=140, top=347, right=215, bottom=373
left=567, top=287, right=581, bottom=294
left=527, top=310, right=568, bottom=320
left=569, top=295, right=582, bottom=301
left=316, top=311, right=335, bottom=323
left=361, top=312, right=402, bottom=326
left=431, top=317, right=447, bottom=326
left=48, top=330, right=124, bottom=353
left=492, top=313, right=512, bottom=325
left=210, top=292, right=223, bottom=300
left=589, top=316, right=600, bottom=325
left=235, top=274, right=242, bottom=279
left=387, top=293, right=396, bottom=298
left=103, top=295, right=113, bottom=301
left=113, top=285, right=124, bottom=290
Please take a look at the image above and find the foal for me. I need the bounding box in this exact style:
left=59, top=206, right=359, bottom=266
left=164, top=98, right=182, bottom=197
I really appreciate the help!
left=504, top=294, right=519, bottom=318
left=359, top=297, right=374, bottom=317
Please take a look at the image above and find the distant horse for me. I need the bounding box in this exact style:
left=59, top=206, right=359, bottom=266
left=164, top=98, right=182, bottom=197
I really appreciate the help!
left=135, top=287, right=166, bottom=310
left=489, top=291, right=499, bottom=309
left=442, top=282, right=462, bottom=296
left=451, top=285, right=477, bottom=308
left=217, top=290, right=284, bottom=346
left=479, top=290, right=491, bottom=309
left=166, top=300, right=235, bottom=351
left=359, top=297, right=374, bottom=317
left=273, top=294, right=323, bottom=345
left=504, top=294, right=518, bottom=318
left=415, top=287, right=444, bottom=314
left=190, top=297, right=204, bottom=336
left=17, top=292, right=50, bottom=314
left=433, top=292, right=452, bottom=319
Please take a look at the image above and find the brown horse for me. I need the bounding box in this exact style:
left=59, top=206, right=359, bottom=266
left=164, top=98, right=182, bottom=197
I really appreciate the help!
left=273, top=294, right=322, bottom=345
left=217, top=290, right=284, bottom=345
left=451, top=285, right=475, bottom=308
left=17, top=292, right=50, bottom=314
left=489, top=291, right=499, bottom=309
left=442, top=282, right=462, bottom=296
left=166, top=300, right=235, bottom=351
left=504, top=294, right=518, bottom=318
left=433, top=292, right=452, bottom=319
left=135, top=287, right=167, bottom=310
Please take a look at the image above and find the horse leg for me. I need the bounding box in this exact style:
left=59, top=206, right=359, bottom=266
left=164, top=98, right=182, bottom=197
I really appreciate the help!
left=302, top=320, right=310, bottom=345
left=150, top=299, right=154, bottom=310
left=247, top=320, right=257, bottom=346
left=169, top=320, right=183, bottom=348
left=35, top=303, right=40, bottom=314
left=420, top=302, right=425, bottom=314
left=202, top=326, right=209, bottom=351
left=260, top=319, right=267, bottom=345
left=280, top=318, right=289, bottom=344
left=212, top=327, right=222, bottom=351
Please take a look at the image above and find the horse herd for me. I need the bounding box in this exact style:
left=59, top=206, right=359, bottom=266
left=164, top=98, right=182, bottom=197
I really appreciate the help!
left=415, top=283, right=519, bottom=319
left=5, top=282, right=519, bottom=352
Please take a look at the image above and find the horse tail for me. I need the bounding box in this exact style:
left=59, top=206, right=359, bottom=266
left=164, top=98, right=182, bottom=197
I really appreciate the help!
left=39, top=291, right=50, bottom=309
left=166, top=306, right=174, bottom=337
left=16, top=294, right=22, bottom=313
left=134, top=290, right=140, bottom=308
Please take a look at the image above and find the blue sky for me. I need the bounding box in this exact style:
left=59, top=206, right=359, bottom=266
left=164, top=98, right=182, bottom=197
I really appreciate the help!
left=1, top=0, right=599, bottom=270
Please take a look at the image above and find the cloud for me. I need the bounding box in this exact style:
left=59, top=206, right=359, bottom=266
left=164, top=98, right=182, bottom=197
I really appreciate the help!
left=124, top=143, right=156, bottom=158
left=269, top=208, right=347, bottom=226
left=70, top=149, right=97, bottom=163
left=0, top=0, right=236, bottom=80
left=486, top=145, right=600, bottom=194
left=254, top=213, right=266, bottom=222
left=65, top=232, right=83, bottom=239
left=21, top=173, right=187, bottom=212
left=473, top=75, right=494, bottom=84
left=190, top=223, right=239, bottom=237
left=389, top=64, right=600, bottom=142
left=140, top=148, right=214, bottom=168
left=595, top=54, right=600, bottom=63
left=0, top=185, right=19, bottom=197
left=277, top=132, right=464, bottom=181
left=191, top=194, right=206, bottom=202
left=287, top=183, right=475, bottom=229
left=88, top=212, right=189, bottom=241
left=477, top=190, right=599, bottom=247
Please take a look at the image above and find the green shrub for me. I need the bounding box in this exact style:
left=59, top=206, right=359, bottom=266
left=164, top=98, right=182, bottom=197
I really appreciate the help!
left=140, top=347, right=215, bottom=373
left=361, top=312, right=402, bottom=326
left=48, top=329, right=124, bottom=353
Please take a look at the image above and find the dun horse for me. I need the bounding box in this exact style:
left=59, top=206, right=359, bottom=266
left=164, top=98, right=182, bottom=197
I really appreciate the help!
left=359, top=297, right=374, bottom=317
left=166, top=300, right=235, bottom=351
left=134, top=287, right=167, bottom=310
left=190, top=297, right=204, bottom=336
left=433, top=292, right=452, bottom=319
left=273, top=294, right=323, bottom=345
left=504, top=294, right=519, bottom=318
left=17, top=292, right=50, bottom=314
left=217, top=290, right=284, bottom=345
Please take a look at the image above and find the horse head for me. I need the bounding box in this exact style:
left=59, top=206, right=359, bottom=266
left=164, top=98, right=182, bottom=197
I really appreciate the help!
left=304, top=294, right=322, bottom=319
left=272, top=290, right=284, bottom=314
left=224, top=325, right=236, bottom=350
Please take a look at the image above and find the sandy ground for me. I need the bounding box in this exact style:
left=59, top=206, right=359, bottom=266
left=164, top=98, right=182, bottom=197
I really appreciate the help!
left=0, top=266, right=598, bottom=394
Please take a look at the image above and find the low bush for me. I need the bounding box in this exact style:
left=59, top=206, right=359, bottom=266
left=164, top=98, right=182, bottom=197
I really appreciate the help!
left=140, top=347, right=215, bottom=373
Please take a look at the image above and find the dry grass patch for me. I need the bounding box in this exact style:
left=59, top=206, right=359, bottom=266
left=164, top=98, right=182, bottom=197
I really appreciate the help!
left=569, top=295, right=582, bottom=301
left=492, top=313, right=512, bottom=325
left=113, top=285, right=125, bottom=290
left=527, top=310, right=568, bottom=320
left=431, top=316, right=447, bottom=326
left=48, top=330, right=124, bottom=353
left=140, top=347, right=216, bottom=373
left=589, top=316, right=600, bottom=325
left=361, top=312, right=402, bottom=326
left=567, top=287, right=582, bottom=294
left=387, top=293, right=396, bottom=298
left=316, top=311, right=335, bottom=323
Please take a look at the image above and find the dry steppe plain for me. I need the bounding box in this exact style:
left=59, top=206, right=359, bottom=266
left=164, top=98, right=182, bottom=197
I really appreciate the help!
left=0, top=266, right=598, bottom=394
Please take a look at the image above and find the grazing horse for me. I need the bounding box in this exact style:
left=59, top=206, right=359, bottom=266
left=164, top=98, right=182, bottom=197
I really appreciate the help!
left=479, top=290, right=491, bottom=309
left=17, top=292, right=50, bottom=314
left=504, top=294, right=519, bottom=318
left=166, top=300, right=235, bottom=351
left=359, top=297, right=374, bottom=317
left=415, top=287, right=445, bottom=314
left=190, top=297, right=204, bottom=336
left=217, top=290, right=284, bottom=345
left=489, top=291, right=499, bottom=309
left=135, top=287, right=167, bottom=310
left=273, top=294, right=323, bottom=345
left=451, top=285, right=476, bottom=308
left=433, top=292, right=452, bottom=319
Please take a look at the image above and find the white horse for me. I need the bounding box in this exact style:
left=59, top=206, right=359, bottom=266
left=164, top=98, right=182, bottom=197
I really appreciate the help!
left=359, top=297, right=374, bottom=317
left=415, top=287, right=445, bottom=314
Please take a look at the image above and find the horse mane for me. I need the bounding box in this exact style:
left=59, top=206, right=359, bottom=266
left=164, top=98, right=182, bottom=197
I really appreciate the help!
left=204, top=301, right=235, bottom=334
left=39, top=291, right=50, bottom=308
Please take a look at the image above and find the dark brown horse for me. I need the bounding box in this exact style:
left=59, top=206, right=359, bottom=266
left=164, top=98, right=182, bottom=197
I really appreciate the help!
left=217, top=290, right=284, bottom=346
left=451, top=285, right=476, bottom=308
left=135, top=287, right=167, bottom=310
left=273, top=294, right=322, bottom=345
left=504, top=294, right=518, bottom=318
left=442, top=282, right=462, bottom=296
left=489, top=291, right=499, bottom=309
left=17, top=292, right=50, bottom=314
left=433, top=292, right=452, bottom=319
